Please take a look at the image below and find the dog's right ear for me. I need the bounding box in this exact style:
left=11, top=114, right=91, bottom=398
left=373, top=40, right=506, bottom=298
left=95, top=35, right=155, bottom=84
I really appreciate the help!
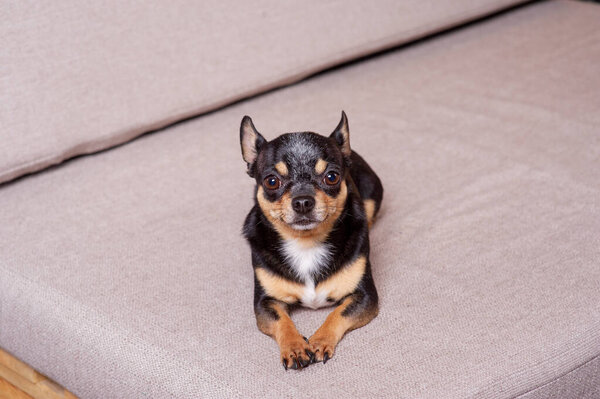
left=240, top=116, right=266, bottom=177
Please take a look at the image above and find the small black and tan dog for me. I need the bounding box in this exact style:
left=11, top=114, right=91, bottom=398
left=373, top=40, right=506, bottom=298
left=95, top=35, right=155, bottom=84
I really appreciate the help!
left=240, top=112, right=383, bottom=370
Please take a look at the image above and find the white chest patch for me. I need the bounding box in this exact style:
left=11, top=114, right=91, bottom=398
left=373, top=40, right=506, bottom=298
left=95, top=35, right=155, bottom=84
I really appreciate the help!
left=281, top=239, right=332, bottom=309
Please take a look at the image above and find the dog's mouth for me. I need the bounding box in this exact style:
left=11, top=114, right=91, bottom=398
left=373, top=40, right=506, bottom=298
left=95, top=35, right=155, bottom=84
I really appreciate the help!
left=289, top=216, right=321, bottom=231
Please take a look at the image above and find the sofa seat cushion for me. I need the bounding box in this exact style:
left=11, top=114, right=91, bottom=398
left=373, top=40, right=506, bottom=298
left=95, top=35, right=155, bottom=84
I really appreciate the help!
left=1, top=1, right=599, bottom=397
left=0, top=0, right=525, bottom=185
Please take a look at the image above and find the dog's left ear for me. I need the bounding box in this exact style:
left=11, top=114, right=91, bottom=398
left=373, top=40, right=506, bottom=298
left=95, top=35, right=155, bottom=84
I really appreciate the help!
left=240, top=116, right=266, bottom=177
left=330, top=111, right=351, bottom=157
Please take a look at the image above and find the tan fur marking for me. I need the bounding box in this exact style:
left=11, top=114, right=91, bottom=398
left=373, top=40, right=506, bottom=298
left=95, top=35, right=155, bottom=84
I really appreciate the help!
left=256, top=309, right=273, bottom=335
left=275, top=161, right=288, bottom=176
left=256, top=302, right=292, bottom=337
left=256, top=182, right=348, bottom=245
left=308, top=297, right=354, bottom=360
left=315, top=297, right=355, bottom=341
left=363, top=199, right=376, bottom=228
left=316, top=256, right=366, bottom=301
left=256, top=185, right=293, bottom=228
left=309, top=296, right=378, bottom=361
left=269, top=303, right=297, bottom=339
left=255, top=268, right=304, bottom=304
left=256, top=302, right=313, bottom=367
left=352, top=302, right=379, bottom=330
left=314, top=159, right=328, bottom=175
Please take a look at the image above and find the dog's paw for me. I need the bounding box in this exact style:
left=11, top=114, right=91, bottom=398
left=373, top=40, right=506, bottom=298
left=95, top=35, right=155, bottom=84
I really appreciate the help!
left=279, top=335, right=315, bottom=370
left=308, top=332, right=337, bottom=364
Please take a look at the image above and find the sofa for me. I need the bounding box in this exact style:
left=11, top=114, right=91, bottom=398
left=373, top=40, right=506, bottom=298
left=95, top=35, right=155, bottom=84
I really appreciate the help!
left=1, top=0, right=599, bottom=397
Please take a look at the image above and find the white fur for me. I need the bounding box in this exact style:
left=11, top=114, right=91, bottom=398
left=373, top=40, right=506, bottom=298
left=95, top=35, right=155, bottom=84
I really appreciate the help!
left=281, top=239, right=331, bottom=309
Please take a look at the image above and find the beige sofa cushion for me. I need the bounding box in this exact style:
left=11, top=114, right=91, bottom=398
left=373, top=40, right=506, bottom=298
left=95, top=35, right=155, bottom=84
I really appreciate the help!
left=0, top=0, right=525, bottom=185
left=1, top=1, right=599, bottom=397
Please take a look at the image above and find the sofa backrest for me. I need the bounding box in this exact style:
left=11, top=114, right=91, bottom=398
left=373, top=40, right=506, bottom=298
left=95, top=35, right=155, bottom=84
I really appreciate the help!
left=0, top=0, right=526, bottom=185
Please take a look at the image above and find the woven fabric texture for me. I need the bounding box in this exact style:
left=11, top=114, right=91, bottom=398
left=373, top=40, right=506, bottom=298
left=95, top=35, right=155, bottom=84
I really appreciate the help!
left=1, top=1, right=599, bottom=398
left=0, top=0, right=524, bottom=185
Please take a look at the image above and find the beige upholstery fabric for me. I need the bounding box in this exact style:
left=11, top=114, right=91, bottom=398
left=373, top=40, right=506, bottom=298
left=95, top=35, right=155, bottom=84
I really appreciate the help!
left=517, top=355, right=600, bottom=399
left=1, top=1, right=599, bottom=398
left=0, top=0, right=526, bottom=185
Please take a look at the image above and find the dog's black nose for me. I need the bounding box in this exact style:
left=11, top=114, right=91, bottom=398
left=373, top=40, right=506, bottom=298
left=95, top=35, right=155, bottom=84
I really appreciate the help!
left=292, top=196, right=315, bottom=214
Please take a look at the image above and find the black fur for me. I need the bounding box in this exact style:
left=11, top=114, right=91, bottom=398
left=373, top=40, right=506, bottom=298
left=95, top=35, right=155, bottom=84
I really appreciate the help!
left=241, top=112, right=383, bottom=348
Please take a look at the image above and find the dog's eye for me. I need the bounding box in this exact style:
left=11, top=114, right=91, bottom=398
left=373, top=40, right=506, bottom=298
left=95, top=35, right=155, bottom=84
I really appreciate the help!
left=324, top=171, right=340, bottom=186
left=263, top=175, right=281, bottom=190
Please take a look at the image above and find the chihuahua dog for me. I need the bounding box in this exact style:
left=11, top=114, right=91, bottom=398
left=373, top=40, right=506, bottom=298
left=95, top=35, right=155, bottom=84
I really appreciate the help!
left=240, top=112, right=383, bottom=370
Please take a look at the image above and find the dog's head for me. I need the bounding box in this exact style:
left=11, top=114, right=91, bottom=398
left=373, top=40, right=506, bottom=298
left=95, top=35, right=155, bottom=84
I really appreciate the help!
left=240, top=112, right=352, bottom=240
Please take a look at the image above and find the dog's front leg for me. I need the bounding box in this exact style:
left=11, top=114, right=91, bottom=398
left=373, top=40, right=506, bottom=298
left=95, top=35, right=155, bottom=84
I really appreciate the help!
left=309, top=283, right=378, bottom=363
left=255, top=297, right=314, bottom=370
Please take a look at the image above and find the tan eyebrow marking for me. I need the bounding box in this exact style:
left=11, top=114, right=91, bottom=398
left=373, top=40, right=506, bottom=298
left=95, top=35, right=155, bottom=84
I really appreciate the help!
left=275, top=161, right=288, bottom=176
left=314, top=159, right=328, bottom=175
